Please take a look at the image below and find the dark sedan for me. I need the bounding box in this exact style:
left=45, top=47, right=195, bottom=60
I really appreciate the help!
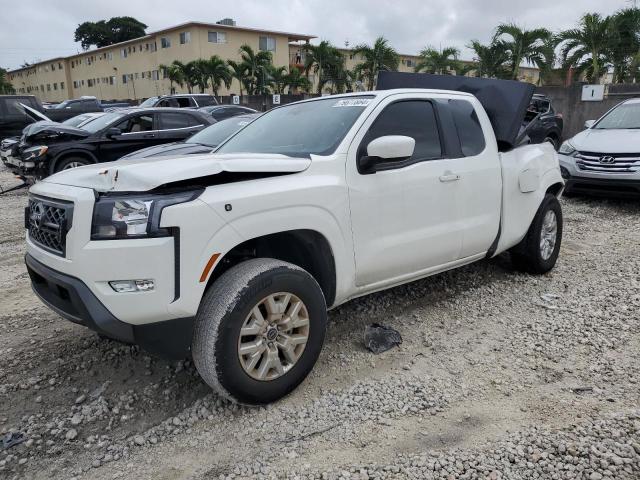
left=120, top=113, right=260, bottom=160
left=2, top=107, right=214, bottom=178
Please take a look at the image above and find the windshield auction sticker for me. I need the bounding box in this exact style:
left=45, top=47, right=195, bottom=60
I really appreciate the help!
left=333, top=99, right=372, bottom=107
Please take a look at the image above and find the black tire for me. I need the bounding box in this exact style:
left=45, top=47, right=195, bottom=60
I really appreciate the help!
left=192, top=258, right=327, bottom=405
left=510, top=194, right=563, bottom=274
left=53, top=156, right=91, bottom=174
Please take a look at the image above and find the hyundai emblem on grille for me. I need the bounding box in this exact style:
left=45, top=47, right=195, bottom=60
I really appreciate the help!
left=599, top=156, right=615, bottom=164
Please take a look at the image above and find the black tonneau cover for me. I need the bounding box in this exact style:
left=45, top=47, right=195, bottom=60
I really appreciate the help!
left=376, top=72, right=535, bottom=151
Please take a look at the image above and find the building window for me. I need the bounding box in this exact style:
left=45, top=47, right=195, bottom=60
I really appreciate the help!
left=259, top=36, right=276, bottom=52
left=122, top=74, right=128, bottom=84
left=87, top=79, right=94, bottom=87
left=179, top=31, right=191, bottom=44
left=106, top=52, right=113, bottom=61
left=51, top=64, right=55, bottom=71
left=152, top=70, right=159, bottom=81
left=53, top=83, right=57, bottom=90
left=150, top=42, right=157, bottom=52
left=134, top=72, right=139, bottom=79
left=161, top=37, right=171, bottom=48
left=109, top=76, right=115, bottom=85
left=73, top=81, right=79, bottom=88
left=208, top=31, right=227, bottom=43
left=46, top=84, right=51, bottom=91
left=61, top=82, right=65, bottom=89
left=121, top=48, right=128, bottom=58
left=59, top=62, right=63, bottom=69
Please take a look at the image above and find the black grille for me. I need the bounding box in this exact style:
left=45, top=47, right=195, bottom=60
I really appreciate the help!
left=26, top=197, right=73, bottom=256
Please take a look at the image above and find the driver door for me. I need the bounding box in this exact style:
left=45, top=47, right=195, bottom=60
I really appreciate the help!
left=346, top=94, right=464, bottom=287
left=98, top=113, right=157, bottom=162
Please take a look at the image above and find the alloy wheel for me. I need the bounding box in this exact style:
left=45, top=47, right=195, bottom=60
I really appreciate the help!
left=237, top=292, right=310, bottom=381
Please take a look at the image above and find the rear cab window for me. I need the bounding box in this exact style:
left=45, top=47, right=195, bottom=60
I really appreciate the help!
left=448, top=99, right=486, bottom=157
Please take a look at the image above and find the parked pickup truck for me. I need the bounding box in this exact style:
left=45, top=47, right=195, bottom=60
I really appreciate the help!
left=25, top=73, right=564, bottom=404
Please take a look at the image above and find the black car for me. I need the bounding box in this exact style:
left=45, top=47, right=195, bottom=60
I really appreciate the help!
left=2, top=107, right=214, bottom=178
left=136, top=94, right=219, bottom=109
left=0, top=95, right=45, bottom=140
left=525, top=94, right=563, bottom=149
left=198, top=105, right=258, bottom=121
left=120, top=113, right=260, bottom=160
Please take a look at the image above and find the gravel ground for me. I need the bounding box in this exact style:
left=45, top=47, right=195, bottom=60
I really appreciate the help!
left=0, top=166, right=638, bottom=480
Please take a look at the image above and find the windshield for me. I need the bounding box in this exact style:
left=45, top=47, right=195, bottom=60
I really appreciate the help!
left=80, top=112, right=125, bottom=133
left=216, top=96, right=373, bottom=157
left=188, top=116, right=257, bottom=147
left=62, top=114, right=91, bottom=127
left=595, top=103, right=640, bottom=129
left=139, top=97, right=159, bottom=108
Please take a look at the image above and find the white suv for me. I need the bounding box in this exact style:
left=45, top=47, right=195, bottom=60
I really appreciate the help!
left=559, top=98, right=640, bottom=197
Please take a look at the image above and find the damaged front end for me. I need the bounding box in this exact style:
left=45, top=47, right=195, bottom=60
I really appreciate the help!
left=3, top=122, right=89, bottom=178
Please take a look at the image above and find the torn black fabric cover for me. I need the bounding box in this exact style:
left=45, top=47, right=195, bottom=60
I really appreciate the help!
left=376, top=72, right=535, bottom=151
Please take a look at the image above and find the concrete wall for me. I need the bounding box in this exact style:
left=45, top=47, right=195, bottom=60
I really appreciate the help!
left=536, top=84, right=640, bottom=139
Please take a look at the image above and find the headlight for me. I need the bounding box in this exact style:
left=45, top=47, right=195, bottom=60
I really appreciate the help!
left=558, top=141, right=576, bottom=156
left=91, top=190, right=200, bottom=240
left=22, top=145, right=48, bottom=161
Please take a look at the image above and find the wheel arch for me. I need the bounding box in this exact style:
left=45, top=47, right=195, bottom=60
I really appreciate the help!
left=50, top=149, right=98, bottom=174
left=205, top=229, right=338, bottom=307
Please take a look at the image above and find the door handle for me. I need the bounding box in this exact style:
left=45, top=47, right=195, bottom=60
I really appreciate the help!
left=143, top=133, right=156, bottom=138
left=439, top=173, right=460, bottom=183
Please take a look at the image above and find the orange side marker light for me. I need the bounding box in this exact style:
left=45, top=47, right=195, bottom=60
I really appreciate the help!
left=199, top=253, right=221, bottom=283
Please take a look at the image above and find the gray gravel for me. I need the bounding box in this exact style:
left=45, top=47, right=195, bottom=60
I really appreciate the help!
left=0, top=166, right=638, bottom=480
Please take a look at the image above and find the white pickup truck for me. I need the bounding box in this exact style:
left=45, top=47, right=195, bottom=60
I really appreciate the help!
left=25, top=76, right=564, bottom=404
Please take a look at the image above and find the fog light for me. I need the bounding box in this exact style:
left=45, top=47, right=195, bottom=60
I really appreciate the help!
left=109, top=279, right=155, bottom=293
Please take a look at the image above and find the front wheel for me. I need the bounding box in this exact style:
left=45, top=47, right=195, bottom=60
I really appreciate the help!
left=510, top=194, right=563, bottom=274
left=53, top=156, right=91, bottom=173
left=192, top=258, right=327, bottom=405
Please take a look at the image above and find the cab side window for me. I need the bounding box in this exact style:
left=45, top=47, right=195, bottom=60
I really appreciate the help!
left=114, top=114, right=154, bottom=133
left=448, top=99, right=486, bottom=157
left=360, top=100, right=442, bottom=165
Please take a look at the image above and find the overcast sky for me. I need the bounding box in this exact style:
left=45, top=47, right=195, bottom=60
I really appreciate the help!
left=0, top=0, right=631, bottom=70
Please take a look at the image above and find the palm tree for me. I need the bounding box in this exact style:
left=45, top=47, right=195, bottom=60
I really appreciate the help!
left=414, top=46, right=461, bottom=75
left=557, top=13, right=611, bottom=84
left=238, top=44, right=273, bottom=94
left=202, top=55, right=232, bottom=97
left=303, top=41, right=343, bottom=94
left=467, top=40, right=511, bottom=79
left=159, top=62, right=185, bottom=94
left=607, top=8, right=640, bottom=83
left=0, top=68, right=15, bottom=94
left=169, top=60, right=198, bottom=93
left=352, top=37, right=400, bottom=90
left=269, top=66, right=289, bottom=94
left=494, top=23, right=552, bottom=80
left=284, top=67, right=311, bottom=94
left=227, top=60, right=249, bottom=96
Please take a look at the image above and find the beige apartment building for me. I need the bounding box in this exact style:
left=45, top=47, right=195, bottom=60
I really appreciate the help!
left=9, top=20, right=541, bottom=102
left=8, top=21, right=314, bottom=102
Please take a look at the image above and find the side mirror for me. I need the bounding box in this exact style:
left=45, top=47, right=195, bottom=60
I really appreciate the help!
left=106, top=127, right=122, bottom=139
left=584, top=120, right=595, bottom=129
left=357, top=135, right=415, bottom=174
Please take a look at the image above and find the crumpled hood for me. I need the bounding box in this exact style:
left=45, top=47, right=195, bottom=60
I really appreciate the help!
left=43, top=153, right=312, bottom=192
left=570, top=128, right=640, bottom=153
left=22, top=121, right=90, bottom=139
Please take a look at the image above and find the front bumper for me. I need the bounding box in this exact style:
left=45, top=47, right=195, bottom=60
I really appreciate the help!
left=26, top=253, right=194, bottom=358
left=558, top=154, right=640, bottom=197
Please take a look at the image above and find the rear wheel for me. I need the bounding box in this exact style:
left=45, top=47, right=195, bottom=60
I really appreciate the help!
left=192, top=258, right=327, bottom=405
left=54, top=156, right=91, bottom=173
left=510, top=194, right=563, bottom=274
